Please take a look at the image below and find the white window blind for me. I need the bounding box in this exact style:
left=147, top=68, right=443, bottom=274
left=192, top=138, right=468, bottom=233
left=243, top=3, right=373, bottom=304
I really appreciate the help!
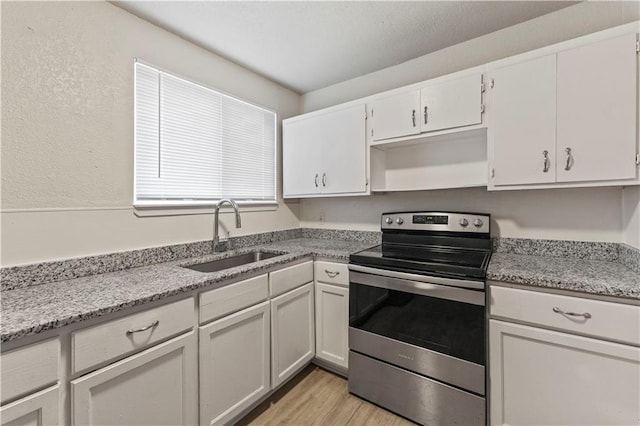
left=134, top=62, right=276, bottom=206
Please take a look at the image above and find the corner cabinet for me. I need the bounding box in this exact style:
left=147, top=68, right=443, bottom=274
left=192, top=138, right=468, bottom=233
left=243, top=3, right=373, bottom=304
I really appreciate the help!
left=489, top=33, right=639, bottom=189
left=1, top=339, right=60, bottom=426
left=283, top=104, right=367, bottom=198
left=1, top=386, right=59, bottom=426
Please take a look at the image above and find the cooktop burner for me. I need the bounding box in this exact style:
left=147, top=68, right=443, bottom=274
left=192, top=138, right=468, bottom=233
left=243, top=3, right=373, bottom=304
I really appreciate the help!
left=350, top=211, right=492, bottom=280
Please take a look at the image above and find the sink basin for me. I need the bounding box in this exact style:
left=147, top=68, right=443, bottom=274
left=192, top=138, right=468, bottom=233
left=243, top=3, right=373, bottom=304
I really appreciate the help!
left=184, top=251, right=281, bottom=273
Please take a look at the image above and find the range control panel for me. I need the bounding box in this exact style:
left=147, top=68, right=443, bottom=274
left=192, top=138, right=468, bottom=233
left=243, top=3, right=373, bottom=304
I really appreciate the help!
left=381, top=211, right=490, bottom=234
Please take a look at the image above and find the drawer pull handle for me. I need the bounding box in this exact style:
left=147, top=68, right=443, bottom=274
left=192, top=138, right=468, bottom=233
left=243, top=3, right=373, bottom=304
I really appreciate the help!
left=325, top=270, right=340, bottom=278
left=126, top=320, right=159, bottom=335
left=552, top=307, right=591, bottom=319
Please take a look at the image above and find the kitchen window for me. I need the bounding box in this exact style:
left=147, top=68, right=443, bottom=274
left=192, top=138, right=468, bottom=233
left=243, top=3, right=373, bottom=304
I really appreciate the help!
left=134, top=61, right=276, bottom=210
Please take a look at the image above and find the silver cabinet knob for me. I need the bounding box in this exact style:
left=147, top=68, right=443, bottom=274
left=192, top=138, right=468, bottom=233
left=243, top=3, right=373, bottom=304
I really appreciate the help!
left=459, top=218, right=469, bottom=227
left=473, top=219, right=484, bottom=228
left=396, top=217, right=404, bottom=225
left=385, top=217, right=393, bottom=225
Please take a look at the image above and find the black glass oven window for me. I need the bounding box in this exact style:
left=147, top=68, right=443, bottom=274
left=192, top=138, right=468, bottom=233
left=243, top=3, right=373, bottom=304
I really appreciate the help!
left=350, top=282, right=485, bottom=365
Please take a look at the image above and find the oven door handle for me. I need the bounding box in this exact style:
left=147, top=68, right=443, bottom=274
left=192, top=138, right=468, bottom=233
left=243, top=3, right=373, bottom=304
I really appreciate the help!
left=348, top=264, right=485, bottom=290
left=349, top=268, right=485, bottom=306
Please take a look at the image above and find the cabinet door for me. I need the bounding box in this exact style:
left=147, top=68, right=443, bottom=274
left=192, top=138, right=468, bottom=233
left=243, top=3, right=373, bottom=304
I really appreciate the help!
left=1, top=386, right=58, bottom=426
left=271, top=282, right=315, bottom=388
left=321, top=104, right=367, bottom=195
left=420, top=74, right=483, bottom=133
left=315, top=282, right=349, bottom=369
left=370, top=90, right=421, bottom=141
left=283, top=116, right=322, bottom=196
left=490, top=54, right=557, bottom=186
left=199, top=301, right=270, bottom=426
left=489, top=320, right=640, bottom=426
left=71, top=332, right=197, bottom=426
left=556, top=34, right=638, bottom=183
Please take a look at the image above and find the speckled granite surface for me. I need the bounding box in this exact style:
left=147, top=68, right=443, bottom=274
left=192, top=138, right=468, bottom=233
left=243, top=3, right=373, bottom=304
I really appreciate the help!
left=488, top=253, right=640, bottom=299
left=1, top=227, right=379, bottom=291
left=618, top=243, right=640, bottom=274
left=0, top=237, right=375, bottom=343
left=2, top=231, right=638, bottom=344
left=301, top=228, right=380, bottom=245
left=492, top=238, right=618, bottom=261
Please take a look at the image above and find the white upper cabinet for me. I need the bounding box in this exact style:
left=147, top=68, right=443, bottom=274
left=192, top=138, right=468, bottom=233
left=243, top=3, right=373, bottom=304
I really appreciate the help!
left=556, top=33, right=638, bottom=183
left=283, top=104, right=367, bottom=198
left=282, top=116, right=323, bottom=196
left=370, top=74, right=484, bottom=142
left=420, top=74, right=483, bottom=133
left=370, top=91, right=421, bottom=141
left=489, top=33, right=639, bottom=189
left=490, top=54, right=557, bottom=186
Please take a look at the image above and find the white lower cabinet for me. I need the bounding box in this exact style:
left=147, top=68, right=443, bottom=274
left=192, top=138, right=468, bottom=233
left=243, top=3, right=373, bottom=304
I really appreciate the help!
left=271, top=282, right=315, bottom=388
left=199, top=301, right=271, bottom=426
left=71, top=331, right=197, bottom=426
left=489, top=285, right=640, bottom=425
left=0, top=386, right=59, bottom=426
left=490, top=319, right=640, bottom=425
left=315, top=282, right=349, bottom=369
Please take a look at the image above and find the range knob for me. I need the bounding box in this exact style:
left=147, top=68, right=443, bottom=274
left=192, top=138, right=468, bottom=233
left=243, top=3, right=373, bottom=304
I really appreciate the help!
left=396, top=217, right=404, bottom=225
left=459, top=218, right=469, bottom=228
left=384, top=217, right=393, bottom=225
left=473, top=218, right=484, bottom=228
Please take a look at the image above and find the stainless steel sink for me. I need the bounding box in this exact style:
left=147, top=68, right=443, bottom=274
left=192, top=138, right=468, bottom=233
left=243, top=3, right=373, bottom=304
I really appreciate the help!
left=183, top=251, right=281, bottom=273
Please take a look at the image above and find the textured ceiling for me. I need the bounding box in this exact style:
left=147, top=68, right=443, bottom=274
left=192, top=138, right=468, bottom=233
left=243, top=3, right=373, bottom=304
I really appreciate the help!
left=114, top=1, right=577, bottom=94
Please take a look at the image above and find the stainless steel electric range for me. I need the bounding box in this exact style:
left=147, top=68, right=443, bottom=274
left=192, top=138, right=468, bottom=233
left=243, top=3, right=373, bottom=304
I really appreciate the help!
left=348, top=211, right=491, bottom=425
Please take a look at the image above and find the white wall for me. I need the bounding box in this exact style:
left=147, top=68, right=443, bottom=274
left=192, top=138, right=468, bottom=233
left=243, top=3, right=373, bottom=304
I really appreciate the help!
left=299, top=1, right=640, bottom=244
left=1, top=1, right=301, bottom=266
left=303, top=1, right=640, bottom=112
left=623, top=187, right=640, bottom=248
left=300, top=188, right=623, bottom=243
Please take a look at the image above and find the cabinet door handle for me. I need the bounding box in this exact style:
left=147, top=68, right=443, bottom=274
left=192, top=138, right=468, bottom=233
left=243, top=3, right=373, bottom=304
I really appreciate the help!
left=424, top=106, right=428, bottom=124
left=564, top=147, right=573, bottom=171
left=325, top=270, right=340, bottom=278
left=542, top=150, right=550, bottom=173
left=322, top=173, right=326, bottom=187
left=552, top=307, right=591, bottom=319
left=314, top=174, right=319, bottom=187
left=411, top=109, right=416, bottom=127
left=126, top=320, right=159, bottom=335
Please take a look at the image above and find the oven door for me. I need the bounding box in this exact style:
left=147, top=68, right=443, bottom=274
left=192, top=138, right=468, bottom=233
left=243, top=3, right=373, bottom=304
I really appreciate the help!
left=348, top=264, right=486, bottom=395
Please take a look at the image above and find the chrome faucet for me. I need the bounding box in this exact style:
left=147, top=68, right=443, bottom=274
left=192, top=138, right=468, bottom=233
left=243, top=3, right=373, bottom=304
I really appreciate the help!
left=213, top=199, right=242, bottom=252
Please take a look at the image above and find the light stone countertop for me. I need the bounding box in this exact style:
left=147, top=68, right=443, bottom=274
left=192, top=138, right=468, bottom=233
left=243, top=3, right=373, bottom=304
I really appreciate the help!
left=2, top=236, right=638, bottom=344
left=487, top=253, right=640, bottom=299
left=0, top=238, right=375, bottom=343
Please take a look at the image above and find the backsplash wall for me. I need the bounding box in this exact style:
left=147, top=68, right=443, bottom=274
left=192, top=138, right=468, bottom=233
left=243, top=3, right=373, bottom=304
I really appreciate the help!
left=299, top=187, right=624, bottom=243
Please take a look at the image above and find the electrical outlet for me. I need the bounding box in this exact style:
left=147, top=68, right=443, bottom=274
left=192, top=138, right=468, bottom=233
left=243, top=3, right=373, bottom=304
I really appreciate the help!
left=319, top=212, right=325, bottom=225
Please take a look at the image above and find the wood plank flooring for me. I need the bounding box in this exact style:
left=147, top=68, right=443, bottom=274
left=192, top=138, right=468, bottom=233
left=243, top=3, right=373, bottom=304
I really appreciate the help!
left=237, top=365, right=415, bottom=425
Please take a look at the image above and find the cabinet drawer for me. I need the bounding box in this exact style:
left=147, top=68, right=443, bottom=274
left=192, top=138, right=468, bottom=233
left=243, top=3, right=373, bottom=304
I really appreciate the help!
left=1, top=338, right=59, bottom=404
left=490, top=286, right=640, bottom=345
left=72, top=298, right=194, bottom=373
left=269, top=261, right=313, bottom=297
left=199, top=274, right=268, bottom=324
left=315, top=261, right=348, bottom=287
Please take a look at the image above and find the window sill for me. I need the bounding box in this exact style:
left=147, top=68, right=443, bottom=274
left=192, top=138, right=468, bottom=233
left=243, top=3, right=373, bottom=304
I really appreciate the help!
left=134, top=202, right=278, bottom=217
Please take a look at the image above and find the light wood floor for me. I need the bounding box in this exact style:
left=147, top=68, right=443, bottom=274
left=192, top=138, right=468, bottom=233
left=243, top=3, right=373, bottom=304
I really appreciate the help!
left=237, top=365, right=415, bottom=425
